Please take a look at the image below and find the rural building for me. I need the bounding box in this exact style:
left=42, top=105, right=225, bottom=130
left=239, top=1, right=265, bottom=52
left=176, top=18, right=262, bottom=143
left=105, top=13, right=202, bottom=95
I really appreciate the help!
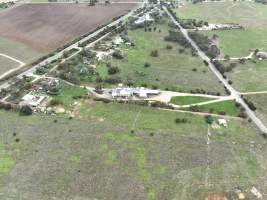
left=251, top=186, right=262, bottom=199
left=256, top=51, right=267, bottom=59
left=112, top=37, right=124, bottom=46
left=134, top=87, right=160, bottom=98
left=112, top=87, right=133, bottom=98
left=218, top=119, right=227, bottom=127
left=111, top=85, right=159, bottom=99
left=134, top=13, right=154, bottom=26
left=21, top=93, right=47, bottom=107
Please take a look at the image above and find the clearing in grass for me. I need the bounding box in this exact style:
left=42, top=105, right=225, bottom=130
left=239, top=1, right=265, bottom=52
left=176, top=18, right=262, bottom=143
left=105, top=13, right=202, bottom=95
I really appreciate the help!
left=170, top=96, right=215, bottom=105
left=187, top=100, right=239, bottom=116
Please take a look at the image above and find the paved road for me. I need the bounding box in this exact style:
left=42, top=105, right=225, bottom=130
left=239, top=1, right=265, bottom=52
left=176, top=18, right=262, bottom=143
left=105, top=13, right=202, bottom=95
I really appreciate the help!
left=0, top=4, right=141, bottom=91
left=164, top=6, right=267, bottom=134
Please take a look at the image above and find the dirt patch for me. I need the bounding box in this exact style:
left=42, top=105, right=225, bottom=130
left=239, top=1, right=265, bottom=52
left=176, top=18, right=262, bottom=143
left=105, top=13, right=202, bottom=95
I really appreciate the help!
left=0, top=3, right=137, bottom=53
left=205, top=193, right=228, bottom=200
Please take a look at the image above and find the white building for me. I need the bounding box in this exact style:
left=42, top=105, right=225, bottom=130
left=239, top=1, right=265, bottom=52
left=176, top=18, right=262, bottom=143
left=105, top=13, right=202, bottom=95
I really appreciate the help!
left=112, top=37, right=124, bottom=46
left=112, top=87, right=134, bottom=98
left=134, top=13, right=154, bottom=26
left=218, top=119, right=227, bottom=127
left=256, top=51, right=267, bottom=59
left=111, top=86, right=159, bottom=99
left=21, top=93, right=47, bottom=107
left=134, top=87, right=159, bottom=98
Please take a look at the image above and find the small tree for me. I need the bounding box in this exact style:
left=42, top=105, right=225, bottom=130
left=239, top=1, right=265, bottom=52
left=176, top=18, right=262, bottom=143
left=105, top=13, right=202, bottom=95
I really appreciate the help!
left=204, top=115, right=213, bottom=125
left=150, top=50, right=159, bottom=57
left=20, top=105, right=33, bottom=116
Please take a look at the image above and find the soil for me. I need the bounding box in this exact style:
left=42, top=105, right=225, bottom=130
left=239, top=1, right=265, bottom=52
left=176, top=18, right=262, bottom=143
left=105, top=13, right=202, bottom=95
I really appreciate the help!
left=0, top=3, right=137, bottom=52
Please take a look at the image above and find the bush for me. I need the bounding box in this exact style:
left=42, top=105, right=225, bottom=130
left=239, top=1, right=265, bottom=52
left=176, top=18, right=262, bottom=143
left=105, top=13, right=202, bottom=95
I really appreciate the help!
left=108, top=66, right=120, bottom=75
left=150, top=50, right=159, bottom=57
left=49, top=99, right=63, bottom=106
left=144, top=62, right=151, bottom=68
left=175, top=118, right=189, bottom=124
left=20, top=105, right=33, bottom=115
left=166, top=45, right=173, bottom=50
left=204, top=115, right=213, bottom=125
left=112, top=50, right=123, bottom=59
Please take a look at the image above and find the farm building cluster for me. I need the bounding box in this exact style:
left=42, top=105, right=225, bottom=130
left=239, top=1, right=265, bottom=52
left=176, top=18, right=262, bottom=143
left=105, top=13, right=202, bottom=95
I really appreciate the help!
left=20, top=78, right=61, bottom=111
left=111, top=84, right=160, bottom=99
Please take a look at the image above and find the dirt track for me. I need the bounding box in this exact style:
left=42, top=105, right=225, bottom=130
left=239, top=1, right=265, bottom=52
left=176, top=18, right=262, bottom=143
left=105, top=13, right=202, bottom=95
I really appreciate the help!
left=0, top=3, right=137, bottom=52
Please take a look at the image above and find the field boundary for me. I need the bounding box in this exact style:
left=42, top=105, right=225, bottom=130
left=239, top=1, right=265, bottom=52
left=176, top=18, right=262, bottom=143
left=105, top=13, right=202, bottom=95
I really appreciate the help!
left=0, top=53, right=25, bottom=80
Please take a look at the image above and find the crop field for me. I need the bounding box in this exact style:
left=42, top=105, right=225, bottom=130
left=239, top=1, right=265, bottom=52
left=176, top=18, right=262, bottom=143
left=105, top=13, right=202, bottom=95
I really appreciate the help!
left=224, top=59, right=267, bottom=92
left=0, top=99, right=266, bottom=200
left=0, top=37, right=41, bottom=63
left=176, top=2, right=267, bottom=56
left=0, top=3, right=137, bottom=53
left=0, top=56, right=19, bottom=76
left=107, top=19, right=225, bottom=93
left=246, top=94, right=267, bottom=126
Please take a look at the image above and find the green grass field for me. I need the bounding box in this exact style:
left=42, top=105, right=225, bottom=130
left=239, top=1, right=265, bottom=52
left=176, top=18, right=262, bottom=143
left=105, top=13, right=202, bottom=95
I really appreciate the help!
left=0, top=100, right=266, bottom=199
left=105, top=18, right=225, bottom=94
left=170, top=95, right=214, bottom=105
left=49, top=82, right=87, bottom=108
left=188, top=100, right=240, bottom=116
left=224, top=59, right=267, bottom=92
left=176, top=2, right=267, bottom=56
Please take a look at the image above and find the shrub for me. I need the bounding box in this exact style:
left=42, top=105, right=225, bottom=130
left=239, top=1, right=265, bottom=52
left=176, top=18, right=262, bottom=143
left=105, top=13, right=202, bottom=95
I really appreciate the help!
left=166, top=45, right=173, bottom=50
left=150, top=50, right=159, bottom=57
left=175, top=118, right=189, bottom=124
left=204, top=115, right=213, bottom=125
left=144, top=62, right=151, bottom=68
left=49, top=99, right=63, bottom=106
left=112, top=50, right=123, bottom=59
left=20, top=105, right=33, bottom=116
left=108, top=66, right=120, bottom=75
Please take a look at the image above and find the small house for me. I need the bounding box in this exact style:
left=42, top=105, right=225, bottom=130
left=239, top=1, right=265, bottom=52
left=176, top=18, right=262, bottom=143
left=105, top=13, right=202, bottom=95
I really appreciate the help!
left=21, top=93, right=47, bottom=107
left=218, top=119, right=227, bottom=127
left=256, top=51, right=267, bottom=60
left=112, top=37, right=124, bottom=46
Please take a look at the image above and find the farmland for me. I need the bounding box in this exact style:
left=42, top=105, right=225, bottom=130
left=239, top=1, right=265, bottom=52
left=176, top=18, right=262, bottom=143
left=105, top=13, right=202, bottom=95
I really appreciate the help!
left=0, top=2, right=267, bottom=199
left=246, top=94, right=267, bottom=125
left=0, top=56, right=20, bottom=77
left=0, top=37, right=41, bottom=63
left=0, top=3, right=137, bottom=53
left=106, top=18, right=225, bottom=93
left=224, top=59, right=267, bottom=92
left=176, top=1, right=267, bottom=57
left=0, top=100, right=267, bottom=199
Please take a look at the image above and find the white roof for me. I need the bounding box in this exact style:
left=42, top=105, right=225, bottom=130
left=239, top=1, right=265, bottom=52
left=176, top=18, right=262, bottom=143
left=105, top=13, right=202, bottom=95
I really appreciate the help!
left=134, top=13, right=154, bottom=25
left=218, top=119, right=227, bottom=126
left=22, top=94, right=47, bottom=107
left=112, top=37, right=124, bottom=45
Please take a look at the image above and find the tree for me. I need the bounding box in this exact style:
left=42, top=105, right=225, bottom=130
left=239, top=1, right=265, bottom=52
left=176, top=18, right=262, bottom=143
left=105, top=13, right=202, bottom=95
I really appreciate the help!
left=20, top=105, right=33, bottom=115
left=204, top=115, right=213, bottom=125
left=150, top=50, right=159, bottom=57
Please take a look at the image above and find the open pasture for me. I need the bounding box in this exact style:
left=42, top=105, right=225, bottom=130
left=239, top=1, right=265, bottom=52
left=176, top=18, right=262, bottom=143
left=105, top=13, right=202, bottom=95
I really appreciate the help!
left=224, top=59, right=267, bottom=92
left=246, top=94, right=267, bottom=126
left=176, top=2, right=267, bottom=57
left=0, top=100, right=266, bottom=199
left=0, top=3, right=137, bottom=53
left=108, top=19, right=225, bottom=93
